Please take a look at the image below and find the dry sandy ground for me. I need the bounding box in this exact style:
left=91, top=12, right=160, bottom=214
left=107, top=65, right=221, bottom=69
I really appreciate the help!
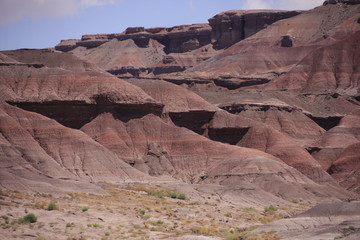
left=0, top=181, right=313, bottom=240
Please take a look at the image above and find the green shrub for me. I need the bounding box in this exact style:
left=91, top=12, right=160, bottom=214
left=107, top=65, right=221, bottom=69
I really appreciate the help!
left=47, top=202, right=57, bottom=211
left=264, top=205, right=278, bottom=213
left=177, top=194, right=187, bottom=200
left=66, top=222, right=75, bottom=228
left=167, top=192, right=187, bottom=200
left=147, top=191, right=164, bottom=198
left=168, top=192, right=177, bottom=199
left=82, top=207, right=89, bottom=212
left=1, top=215, right=9, bottom=224
left=20, top=213, right=37, bottom=223
left=150, top=220, right=164, bottom=225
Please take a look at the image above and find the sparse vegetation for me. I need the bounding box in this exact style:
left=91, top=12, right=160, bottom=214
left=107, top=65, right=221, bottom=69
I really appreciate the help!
left=243, top=207, right=257, bottom=212
left=89, top=223, right=102, bottom=228
left=47, top=202, right=57, bottom=211
left=191, top=224, right=219, bottom=236
left=248, top=230, right=281, bottom=240
left=0, top=186, right=312, bottom=239
left=168, top=192, right=187, bottom=200
left=1, top=215, right=9, bottom=224
left=147, top=191, right=164, bottom=198
left=33, top=202, right=47, bottom=209
left=149, top=220, right=164, bottom=226
left=19, top=213, right=37, bottom=223
left=177, top=193, right=187, bottom=200
left=66, top=222, right=75, bottom=228
left=168, top=192, right=178, bottom=198
left=264, top=205, right=278, bottom=213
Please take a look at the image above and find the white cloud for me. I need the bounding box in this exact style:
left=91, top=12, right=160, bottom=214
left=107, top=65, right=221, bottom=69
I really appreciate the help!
left=241, top=0, right=324, bottom=10
left=275, top=0, right=324, bottom=10
left=0, top=0, right=119, bottom=25
left=189, top=0, right=196, bottom=12
left=241, top=0, right=274, bottom=10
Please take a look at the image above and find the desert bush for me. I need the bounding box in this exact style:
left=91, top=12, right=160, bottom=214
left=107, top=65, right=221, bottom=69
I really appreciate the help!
left=264, top=205, right=278, bottom=213
left=82, top=207, right=89, bottom=212
left=47, top=202, right=57, bottom=211
left=19, top=213, right=37, bottom=223
left=66, top=222, right=75, bottom=228
left=1, top=215, right=9, bottom=224
left=168, top=192, right=177, bottom=199
left=177, top=194, right=187, bottom=200
left=150, top=220, right=164, bottom=225
left=167, top=192, right=187, bottom=200
left=147, top=191, right=164, bottom=198
left=191, top=225, right=219, bottom=236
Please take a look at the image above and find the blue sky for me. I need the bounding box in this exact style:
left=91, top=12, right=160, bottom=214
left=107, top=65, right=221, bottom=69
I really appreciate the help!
left=0, top=0, right=324, bottom=51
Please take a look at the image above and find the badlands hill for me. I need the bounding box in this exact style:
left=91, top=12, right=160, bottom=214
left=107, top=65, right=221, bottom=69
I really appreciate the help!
left=1, top=1, right=360, bottom=239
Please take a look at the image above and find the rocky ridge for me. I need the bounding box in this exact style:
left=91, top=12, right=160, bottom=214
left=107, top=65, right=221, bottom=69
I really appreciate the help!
left=55, top=10, right=301, bottom=77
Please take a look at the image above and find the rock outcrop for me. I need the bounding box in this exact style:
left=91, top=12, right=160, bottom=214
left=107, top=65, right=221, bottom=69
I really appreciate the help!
left=56, top=24, right=212, bottom=54
left=188, top=3, right=360, bottom=83
left=0, top=49, right=163, bottom=128
left=208, top=10, right=301, bottom=49
left=55, top=10, right=301, bottom=77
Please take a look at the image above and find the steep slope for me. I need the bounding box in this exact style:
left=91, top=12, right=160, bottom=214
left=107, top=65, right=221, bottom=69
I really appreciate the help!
left=71, top=38, right=167, bottom=76
left=314, top=109, right=360, bottom=170
left=126, top=78, right=218, bottom=134
left=0, top=49, right=162, bottom=128
left=81, top=113, right=351, bottom=201
left=187, top=3, right=360, bottom=87
left=267, top=31, right=360, bottom=94
left=0, top=49, right=162, bottom=193
left=125, top=79, right=343, bottom=185
left=329, top=142, right=360, bottom=193
left=0, top=104, right=149, bottom=192
left=206, top=109, right=334, bottom=184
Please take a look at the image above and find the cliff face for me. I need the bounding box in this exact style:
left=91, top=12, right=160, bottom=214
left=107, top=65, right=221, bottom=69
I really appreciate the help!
left=208, top=10, right=301, bottom=49
left=56, top=11, right=300, bottom=53
left=56, top=24, right=212, bottom=54
left=55, top=10, right=300, bottom=77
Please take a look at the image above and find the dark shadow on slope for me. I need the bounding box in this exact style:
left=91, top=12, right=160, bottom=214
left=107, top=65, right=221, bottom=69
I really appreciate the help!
left=7, top=101, right=163, bottom=129
left=208, top=127, right=250, bottom=145
left=169, top=111, right=216, bottom=135
left=305, top=114, right=343, bottom=131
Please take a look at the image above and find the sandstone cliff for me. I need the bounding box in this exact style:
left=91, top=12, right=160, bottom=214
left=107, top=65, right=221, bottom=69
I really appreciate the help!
left=55, top=10, right=300, bottom=77
left=208, top=10, right=301, bottom=49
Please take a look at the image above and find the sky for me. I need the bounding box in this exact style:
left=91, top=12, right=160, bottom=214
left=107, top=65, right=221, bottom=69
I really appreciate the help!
left=0, top=0, right=324, bottom=51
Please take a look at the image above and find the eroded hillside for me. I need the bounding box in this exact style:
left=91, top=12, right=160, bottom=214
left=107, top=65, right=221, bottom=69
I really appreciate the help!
left=1, top=1, right=360, bottom=239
